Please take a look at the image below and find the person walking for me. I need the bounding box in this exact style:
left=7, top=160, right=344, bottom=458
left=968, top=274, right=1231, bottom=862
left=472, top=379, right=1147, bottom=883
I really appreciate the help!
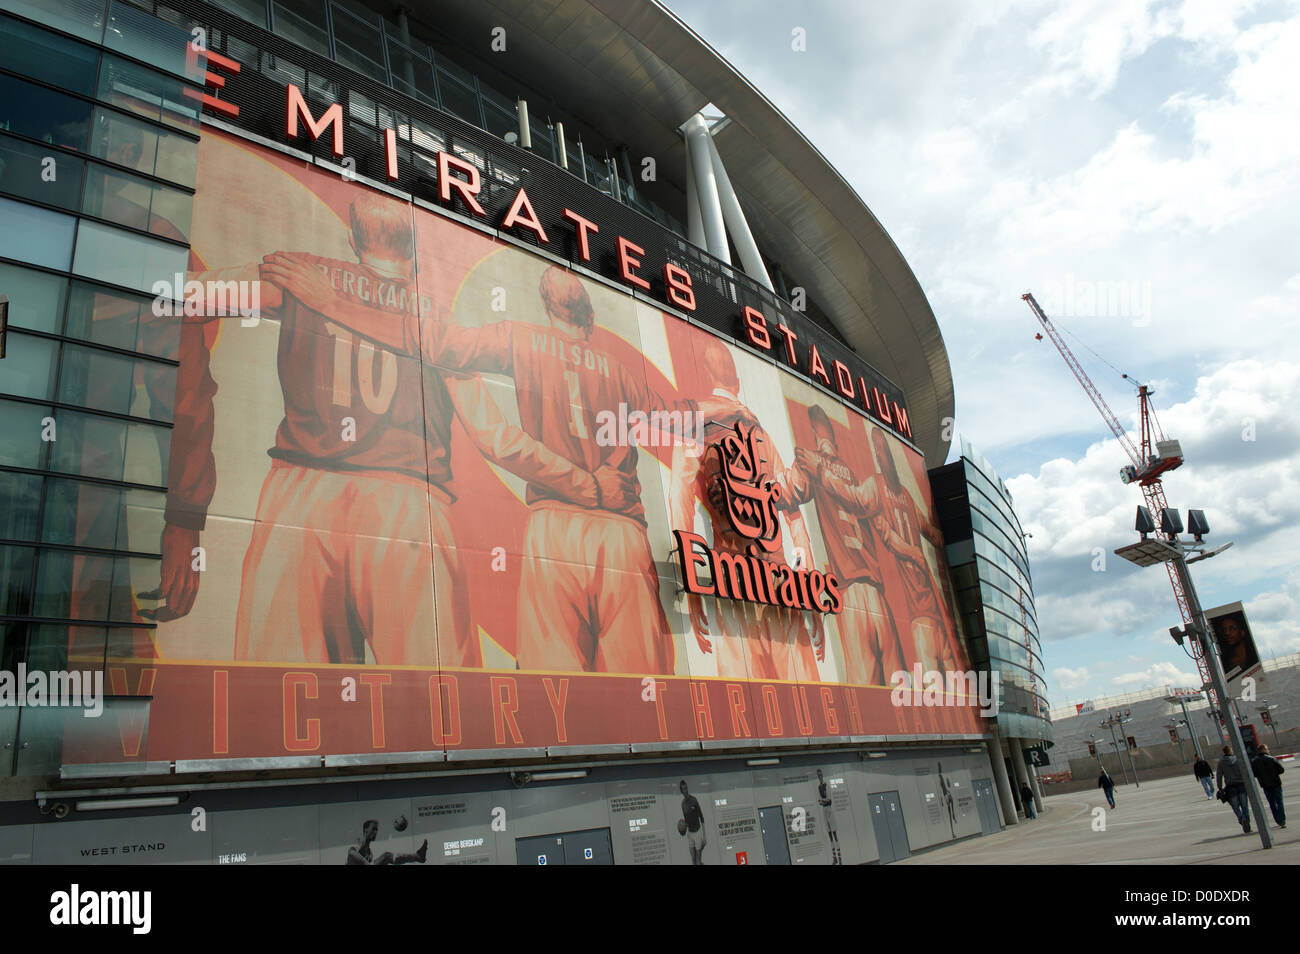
left=1098, top=767, right=1116, bottom=809
left=1020, top=782, right=1036, bottom=819
left=1251, top=744, right=1286, bottom=829
left=1193, top=755, right=1215, bottom=799
left=1216, top=745, right=1251, bottom=834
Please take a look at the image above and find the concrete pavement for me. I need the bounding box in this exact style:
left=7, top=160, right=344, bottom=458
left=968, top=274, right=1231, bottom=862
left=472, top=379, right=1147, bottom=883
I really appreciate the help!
left=900, top=773, right=1297, bottom=865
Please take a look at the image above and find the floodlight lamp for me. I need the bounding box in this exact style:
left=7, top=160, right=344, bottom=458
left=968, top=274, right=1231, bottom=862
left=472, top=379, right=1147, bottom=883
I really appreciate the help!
left=1159, top=508, right=1183, bottom=535
left=1186, top=509, right=1210, bottom=541
left=1135, top=506, right=1156, bottom=536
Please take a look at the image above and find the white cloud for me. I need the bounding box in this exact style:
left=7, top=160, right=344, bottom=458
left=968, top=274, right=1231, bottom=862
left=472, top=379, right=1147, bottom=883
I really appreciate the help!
left=1052, top=665, right=1091, bottom=690
left=1113, top=660, right=1197, bottom=687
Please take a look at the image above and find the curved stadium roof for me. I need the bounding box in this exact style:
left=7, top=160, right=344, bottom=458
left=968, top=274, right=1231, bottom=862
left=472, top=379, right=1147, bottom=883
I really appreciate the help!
left=413, top=0, right=955, bottom=463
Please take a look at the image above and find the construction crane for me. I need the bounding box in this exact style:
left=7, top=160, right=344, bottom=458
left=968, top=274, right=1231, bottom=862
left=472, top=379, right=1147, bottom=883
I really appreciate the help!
left=1020, top=292, right=1219, bottom=711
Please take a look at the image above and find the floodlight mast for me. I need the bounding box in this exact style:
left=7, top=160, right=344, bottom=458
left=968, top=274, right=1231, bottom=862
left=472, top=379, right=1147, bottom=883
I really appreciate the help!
left=1021, top=292, right=1215, bottom=709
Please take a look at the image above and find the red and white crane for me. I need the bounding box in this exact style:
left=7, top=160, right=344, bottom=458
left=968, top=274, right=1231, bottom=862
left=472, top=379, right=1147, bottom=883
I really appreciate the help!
left=1020, top=292, right=1219, bottom=707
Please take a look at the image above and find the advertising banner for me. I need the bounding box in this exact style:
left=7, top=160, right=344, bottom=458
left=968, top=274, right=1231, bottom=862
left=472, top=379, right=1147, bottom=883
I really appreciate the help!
left=1204, top=602, right=1261, bottom=681
left=61, top=127, right=982, bottom=766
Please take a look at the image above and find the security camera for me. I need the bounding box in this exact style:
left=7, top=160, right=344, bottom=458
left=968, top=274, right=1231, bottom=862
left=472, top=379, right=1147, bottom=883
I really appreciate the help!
left=51, top=802, right=70, bottom=820
left=510, top=771, right=532, bottom=789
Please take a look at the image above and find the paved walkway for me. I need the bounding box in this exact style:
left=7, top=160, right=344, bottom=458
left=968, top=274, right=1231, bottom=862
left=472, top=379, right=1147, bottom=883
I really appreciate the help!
left=900, top=774, right=1297, bottom=865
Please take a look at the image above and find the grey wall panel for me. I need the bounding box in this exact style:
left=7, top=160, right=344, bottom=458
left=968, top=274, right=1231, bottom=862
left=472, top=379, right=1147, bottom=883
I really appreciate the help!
left=0, top=823, right=33, bottom=864
left=31, top=811, right=208, bottom=864
left=211, top=804, right=321, bottom=865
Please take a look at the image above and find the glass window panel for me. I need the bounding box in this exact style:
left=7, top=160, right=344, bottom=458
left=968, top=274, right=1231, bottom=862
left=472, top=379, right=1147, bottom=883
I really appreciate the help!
left=42, top=478, right=164, bottom=551
left=481, top=101, right=516, bottom=141
left=0, top=332, right=57, bottom=400
left=0, top=198, right=76, bottom=270
left=47, top=406, right=170, bottom=485
left=332, top=4, right=386, bottom=82
left=0, top=74, right=93, bottom=151
left=409, top=119, right=444, bottom=154
left=209, top=0, right=267, bottom=25
left=105, top=0, right=204, bottom=81
left=0, top=399, right=50, bottom=469
left=0, top=0, right=106, bottom=43
left=436, top=70, right=481, bottom=126
left=0, top=12, right=100, bottom=94
left=82, top=164, right=192, bottom=240
left=0, top=470, right=40, bottom=541
left=0, top=134, right=85, bottom=210
left=34, top=549, right=152, bottom=622
left=96, top=53, right=200, bottom=132
left=261, top=50, right=306, bottom=87
left=90, top=107, right=198, bottom=189
left=26, top=623, right=74, bottom=675
left=64, top=280, right=178, bottom=360
left=271, top=0, right=328, bottom=57
left=348, top=90, right=377, bottom=126
left=72, top=219, right=188, bottom=295
left=387, top=38, right=436, bottom=106
left=0, top=543, right=34, bottom=616
left=0, top=263, right=67, bottom=334
left=58, top=343, right=176, bottom=423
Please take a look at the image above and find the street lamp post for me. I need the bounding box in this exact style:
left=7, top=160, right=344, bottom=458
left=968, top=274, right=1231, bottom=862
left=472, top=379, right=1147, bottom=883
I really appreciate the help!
left=1166, top=721, right=1187, bottom=763
left=1116, top=506, right=1272, bottom=849
left=1099, top=714, right=1136, bottom=786
left=1165, top=692, right=1206, bottom=761
left=1258, top=703, right=1280, bottom=750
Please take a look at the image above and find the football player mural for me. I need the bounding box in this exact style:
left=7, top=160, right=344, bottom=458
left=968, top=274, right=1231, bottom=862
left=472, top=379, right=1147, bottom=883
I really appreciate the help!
left=62, top=126, right=979, bottom=765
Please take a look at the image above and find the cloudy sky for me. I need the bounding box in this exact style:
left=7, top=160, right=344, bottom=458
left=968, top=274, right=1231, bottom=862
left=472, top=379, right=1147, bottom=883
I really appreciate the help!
left=665, top=0, right=1300, bottom=705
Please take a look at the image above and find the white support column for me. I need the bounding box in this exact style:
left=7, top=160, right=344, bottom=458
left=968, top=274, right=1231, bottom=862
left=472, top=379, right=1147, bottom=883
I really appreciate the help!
left=702, top=126, right=773, bottom=291
left=682, top=113, right=729, bottom=264
left=685, top=157, right=706, bottom=249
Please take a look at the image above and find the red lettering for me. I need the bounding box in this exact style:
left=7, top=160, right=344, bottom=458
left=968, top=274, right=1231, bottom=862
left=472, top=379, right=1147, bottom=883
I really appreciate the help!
left=893, top=402, right=912, bottom=439
left=820, top=687, right=840, bottom=734
left=212, top=669, right=228, bottom=755
left=663, top=263, right=696, bottom=311
left=872, top=387, right=894, bottom=424
left=761, top=684, right=783, bottom=735
left=562, top=208, right=598, bottom=261
left=543, top=677, right=570, bottom=743
left=428, top=674, right=461, bottom=746
left=282, top=672, right=320, bottom=752
left=617, top=237, right=650, bottom=290
left=383, top=127, right=398, bottom=181
left=809, top=343, right=831, bottom=385
left=491, top=676, right=524, bottom=745
left=360, top=673, right=390, bottom=749
left=501, top=186, right=549, bottom=243
left=286, top=84, right=343, bottom=157
left=438, top=151, right=486, bottom=217
left=652, top=681, right=669, bottom=740
left=726, top=684, right=751, bottom=737
left=833, top=360, right=855, bottom=399
left=690, top=682, right=715, bottom=738
left=673, top=530, right=715, bottom=596
left=774, top=324, right=798, bottom=365
left=108, top=668, right=157, bottom=758
left=793, top=686, right=814, bottom=736
left=183, top=43, right=240, bottom=118
left=743, top=306, right=771, bottom=350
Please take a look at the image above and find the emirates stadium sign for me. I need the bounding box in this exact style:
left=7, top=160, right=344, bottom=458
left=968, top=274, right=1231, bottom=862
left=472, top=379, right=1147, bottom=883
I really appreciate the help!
left=673, top=421, right=844, bottom=615
left=187, top=43, right=914, bottom=444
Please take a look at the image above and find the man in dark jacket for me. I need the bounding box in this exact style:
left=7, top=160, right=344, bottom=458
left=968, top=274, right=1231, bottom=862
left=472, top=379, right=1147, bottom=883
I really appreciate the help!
left=1193, top=756, right=1215, bottom=799
left=1251, top=744, right=1286, bottom=828
left=1097, top=768, right=1116, bottom=808
left=1020, top=782, right=1036, bottom=819
left=1216, top=745, right=1251, bottom=833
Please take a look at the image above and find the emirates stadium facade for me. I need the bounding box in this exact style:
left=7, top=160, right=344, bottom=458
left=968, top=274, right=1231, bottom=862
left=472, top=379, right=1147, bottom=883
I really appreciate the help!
left=0, top=0, right=1035, bottom=865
